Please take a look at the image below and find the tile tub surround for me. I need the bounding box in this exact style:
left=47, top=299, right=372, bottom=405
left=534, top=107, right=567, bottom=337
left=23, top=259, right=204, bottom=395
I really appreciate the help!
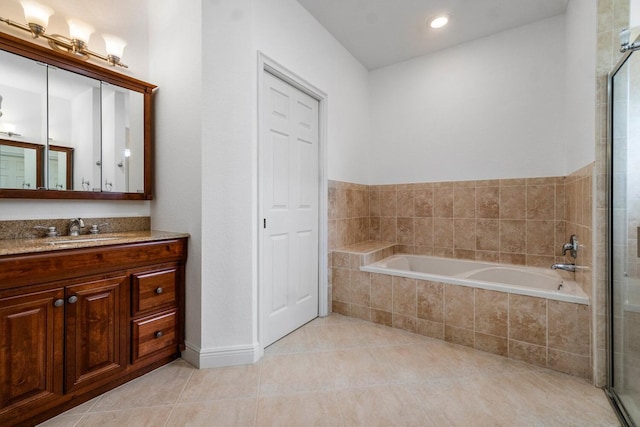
left=330, top=175, right=583, bottom=268
left=0, top=216, right=151, bottom=240
left=332, top=249, right=592, bottom=379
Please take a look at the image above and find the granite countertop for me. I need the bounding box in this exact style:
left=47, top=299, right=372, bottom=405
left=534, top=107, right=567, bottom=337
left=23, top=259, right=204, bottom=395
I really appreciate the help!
left=0, top=230, right=190, bottom=256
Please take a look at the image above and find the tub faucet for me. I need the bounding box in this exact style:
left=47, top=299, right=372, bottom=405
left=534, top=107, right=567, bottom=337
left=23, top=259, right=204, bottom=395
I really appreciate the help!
left=551, top=263, right=576, bottom=272
left=561, top=235, right=578, bottom=258
left=69, top=218, right=85, bottom=236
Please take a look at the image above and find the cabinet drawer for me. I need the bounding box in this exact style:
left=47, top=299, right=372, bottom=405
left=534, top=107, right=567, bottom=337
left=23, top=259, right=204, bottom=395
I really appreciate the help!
left=132, top=310, right=177, bottom=363
left=132, top=268, right=177, bottom=314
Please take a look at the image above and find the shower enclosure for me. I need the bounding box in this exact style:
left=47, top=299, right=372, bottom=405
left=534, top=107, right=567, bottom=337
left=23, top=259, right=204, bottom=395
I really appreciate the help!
left=608, top=40, right=640, bottom=427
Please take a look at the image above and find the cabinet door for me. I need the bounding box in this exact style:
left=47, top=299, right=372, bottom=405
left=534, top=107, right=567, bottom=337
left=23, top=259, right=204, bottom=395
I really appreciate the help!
left=0, top=288, right=65, bottom=419
left=65, top=276, right=128, bottom=393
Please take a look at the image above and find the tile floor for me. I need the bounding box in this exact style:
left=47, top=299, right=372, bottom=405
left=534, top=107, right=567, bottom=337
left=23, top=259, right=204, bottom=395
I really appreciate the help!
left=40, top=314, right=620, bottom=426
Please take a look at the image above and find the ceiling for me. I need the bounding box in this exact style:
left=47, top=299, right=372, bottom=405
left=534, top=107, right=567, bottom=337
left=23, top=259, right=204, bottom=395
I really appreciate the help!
left=296, top=0, right=570, bottom=70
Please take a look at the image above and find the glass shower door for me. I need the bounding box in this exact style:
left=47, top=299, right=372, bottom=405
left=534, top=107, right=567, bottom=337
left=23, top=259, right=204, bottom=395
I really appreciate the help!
left=610, top=47, right=640, bottom=427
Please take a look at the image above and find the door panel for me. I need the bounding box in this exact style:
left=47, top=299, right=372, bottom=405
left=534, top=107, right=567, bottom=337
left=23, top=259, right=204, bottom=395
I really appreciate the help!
left=610, top=49, right=640, bottom=425
left=262, top=71, right=319, bottom=346
left=0, top=288, right=64, bottom=416
left=65, top=276, right=127, bottom=393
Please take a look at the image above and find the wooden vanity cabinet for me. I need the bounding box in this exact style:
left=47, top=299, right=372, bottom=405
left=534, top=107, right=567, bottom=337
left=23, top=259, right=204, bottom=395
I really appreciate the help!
left=0, top=238, right=187, bottom=426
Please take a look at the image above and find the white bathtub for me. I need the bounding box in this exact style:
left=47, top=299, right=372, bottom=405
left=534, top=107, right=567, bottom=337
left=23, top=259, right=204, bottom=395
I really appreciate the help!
left=360, top=254, right=589, bottom=305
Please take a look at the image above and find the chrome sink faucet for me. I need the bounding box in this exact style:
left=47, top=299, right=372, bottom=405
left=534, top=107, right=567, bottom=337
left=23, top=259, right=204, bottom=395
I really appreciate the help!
left=69, top=218, right=85, bottom=236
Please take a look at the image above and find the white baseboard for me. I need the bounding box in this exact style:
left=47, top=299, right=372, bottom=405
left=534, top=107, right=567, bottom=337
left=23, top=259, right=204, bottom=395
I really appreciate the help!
left=181, top=341, right=263, bottom=369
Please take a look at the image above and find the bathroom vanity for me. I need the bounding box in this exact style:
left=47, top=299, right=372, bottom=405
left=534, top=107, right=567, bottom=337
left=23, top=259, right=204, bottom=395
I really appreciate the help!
left=0, top=232, right=188, bottom=426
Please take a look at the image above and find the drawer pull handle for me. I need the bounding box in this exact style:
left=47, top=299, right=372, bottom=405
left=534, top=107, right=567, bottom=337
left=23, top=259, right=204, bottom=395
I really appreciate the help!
left=68, top=296, right=78, bottom=304
left=154, top=331, right=163, bottom=339
left=155, top=287, right=163, bottom=295
left=54, top=299, right=64, bottom=307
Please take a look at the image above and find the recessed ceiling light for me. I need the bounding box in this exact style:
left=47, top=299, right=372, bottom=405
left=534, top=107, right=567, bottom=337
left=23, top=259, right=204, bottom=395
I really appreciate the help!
left=429, top=15, right=450, bottom=29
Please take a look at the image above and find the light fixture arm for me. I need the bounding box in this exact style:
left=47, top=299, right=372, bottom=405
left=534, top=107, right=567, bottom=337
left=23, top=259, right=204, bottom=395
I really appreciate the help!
left=0, top=16, right=128, bottom=68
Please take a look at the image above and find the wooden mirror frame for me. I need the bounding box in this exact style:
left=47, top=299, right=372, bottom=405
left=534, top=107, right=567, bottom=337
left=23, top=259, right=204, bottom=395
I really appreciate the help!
left=0, top=31, right=156, bottom=200
left=49, top=145, right=74, bottom=191
left=0, top=138, right=44, bottom=188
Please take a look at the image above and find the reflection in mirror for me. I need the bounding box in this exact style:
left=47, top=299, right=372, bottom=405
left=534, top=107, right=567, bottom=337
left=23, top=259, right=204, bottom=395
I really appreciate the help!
left=101, top=83, right=144, bottom=193
left=48, top=145, right=73, bottom=190
left=48, top=67, right=101, bottom=191
left=0, top=140, right=43, bottom=189
left=0, top=49, right=47, bottom=181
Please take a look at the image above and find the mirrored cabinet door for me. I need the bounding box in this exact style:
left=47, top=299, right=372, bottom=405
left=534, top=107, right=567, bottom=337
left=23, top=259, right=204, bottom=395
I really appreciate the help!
left=0, top=32, right=156, bottom=200
left=48, top=67, right=101, bottom=192
left=0, top=49, right=47, bottom=190
left=101, top=83, right=144, bottom=193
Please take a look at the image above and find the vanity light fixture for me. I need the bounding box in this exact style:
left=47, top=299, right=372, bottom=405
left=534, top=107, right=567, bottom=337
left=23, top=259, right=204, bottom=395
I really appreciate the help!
left=429, top=14, right=450, bottom=29
left=0, top=0, right=128, bottom=68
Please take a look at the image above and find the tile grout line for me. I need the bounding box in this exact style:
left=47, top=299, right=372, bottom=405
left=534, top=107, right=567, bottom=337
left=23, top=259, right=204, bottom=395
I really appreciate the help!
left=161, top=362, right=195, bottom=427
left=252, top=358, right=264, bottom=427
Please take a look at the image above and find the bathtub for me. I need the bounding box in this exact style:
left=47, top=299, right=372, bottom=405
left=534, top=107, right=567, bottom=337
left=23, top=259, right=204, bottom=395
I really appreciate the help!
left=360, top=254, right=589, bottom=305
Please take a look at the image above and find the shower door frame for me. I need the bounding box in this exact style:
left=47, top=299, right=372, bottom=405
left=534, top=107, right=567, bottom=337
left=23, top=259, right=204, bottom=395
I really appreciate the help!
left=607, top=44, right=638, bottom=427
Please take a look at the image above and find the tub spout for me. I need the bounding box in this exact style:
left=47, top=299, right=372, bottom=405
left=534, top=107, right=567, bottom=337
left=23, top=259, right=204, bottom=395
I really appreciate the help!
left=551, top=263, right=576, bottom=272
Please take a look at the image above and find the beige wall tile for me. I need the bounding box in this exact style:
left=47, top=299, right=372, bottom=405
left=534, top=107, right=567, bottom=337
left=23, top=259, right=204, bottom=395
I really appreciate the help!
left=444, top=325, right=474, bottom=347
left=351, top=271, right=371, bottom=307
left=454, top=187, right=476, bottom=218
left=527, top=185, right=556, bottom=220
left=380, top=190, right=397, bottom=217
left=509, top=294, right=547, bottom=346
left=477, top=219, right=500, bottom=251
left=444, top=284, right=474, bottom=329
left=351, top=304, right=371, bottom=321
left=415, top=189, right=434, bottom=217
left=380, top=217, right=397, bottom=242
left=500, top=186, right=526, bottom=219
left=393, top=276, right=417, bottom=316
left=475, top=333, right=508, bottom=357
left=417, top=319, right=444, bottom=340
left=332, top=300, right=349, bottom=316
left=526, top=220, right=555, bottom=255
left=332, top=268, right=350, bottom=303
left=500, top=220, right=527, bottom=253
left=433, top=218, right=454, bottom=248
left=454, top=219, right=476, bottom=250
left=397, top=218, right=415, bottom=245
left=397, top=190, right=415, bottom=217
left=548, top=349, right=591, bottom=379
left=414, top=217, right=434, bottom=247
left=475, top=289, right=508, bottom=337
left=434, top=187, right=454, bottom=218
left=371, top=273, right=393, bottom=311
left=477, top=186, right=500, bottom=218
left=476, top=251, right=500, bottom=262
left=548, top=300, right=590, bottom=356
left=417, top=280, right=444, bottom=322
left=509, top=340, right=547, bottom=368
left=393, top=313, right=417, bottom=333
left=371, top=309, right=392, bottom=327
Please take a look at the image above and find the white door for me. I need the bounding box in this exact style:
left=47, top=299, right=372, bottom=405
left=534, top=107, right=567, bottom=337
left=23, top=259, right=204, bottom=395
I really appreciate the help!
left=261, top=71, right=319, bottom=347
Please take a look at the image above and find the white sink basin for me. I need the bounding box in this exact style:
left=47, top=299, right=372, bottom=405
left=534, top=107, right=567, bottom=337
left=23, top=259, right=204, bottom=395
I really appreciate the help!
left=46, top=237, right=118, bottom=245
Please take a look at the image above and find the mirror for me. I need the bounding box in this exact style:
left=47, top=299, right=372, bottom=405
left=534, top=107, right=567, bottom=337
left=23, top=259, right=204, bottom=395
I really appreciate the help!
left=48, top=145, right=73, bottom=190
left=0, top=140, right=43, bottom=189
left=0, top=31, right=155, bottom=200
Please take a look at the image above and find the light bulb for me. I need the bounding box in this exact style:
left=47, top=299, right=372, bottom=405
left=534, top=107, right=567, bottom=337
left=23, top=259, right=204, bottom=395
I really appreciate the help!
left=20, top=0, right=53, bottom=29
left=103, top=34, right=126, bottom=59
left=429, top=15, right=450, bottom=29
left=67, top=19, right=94, bottom=44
